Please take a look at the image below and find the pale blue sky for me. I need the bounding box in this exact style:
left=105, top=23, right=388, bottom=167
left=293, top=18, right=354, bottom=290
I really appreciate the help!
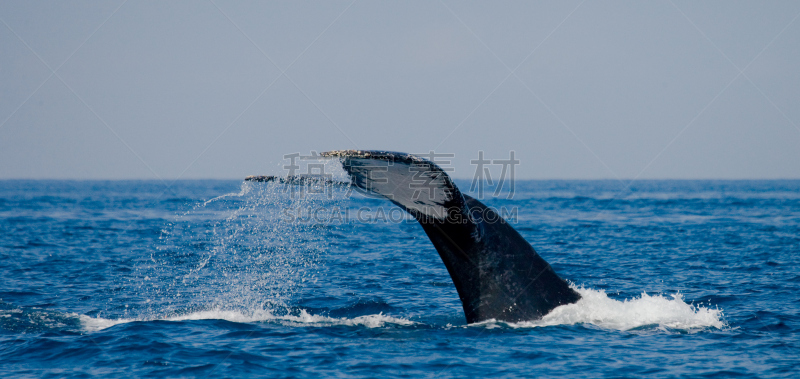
left=1, top=0, right=799, bottom=180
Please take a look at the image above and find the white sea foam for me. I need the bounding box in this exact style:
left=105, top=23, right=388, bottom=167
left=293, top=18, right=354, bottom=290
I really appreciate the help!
left=498, top=286, right=724, bottom=331
left=79, top=315, right=134, bottom=332
left=79, top=309, right=414, bottom=332
left=202, top=183, right=252, bottom=206
left=80, top=287, right=723, bottom=333
left=273, top=310, right=415, bottom=328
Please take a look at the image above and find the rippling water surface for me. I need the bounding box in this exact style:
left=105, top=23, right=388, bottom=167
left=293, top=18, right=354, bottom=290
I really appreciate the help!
left=1, top=180, right=798, bottom=377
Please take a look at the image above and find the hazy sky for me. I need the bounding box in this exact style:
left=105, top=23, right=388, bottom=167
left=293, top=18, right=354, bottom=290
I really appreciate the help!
left=2, top=0, right=799, bottom=180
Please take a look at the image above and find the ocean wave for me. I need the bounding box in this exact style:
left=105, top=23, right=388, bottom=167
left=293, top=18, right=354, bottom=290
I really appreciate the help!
left=491, top=286, right=725, bottom=331
left=79, top=308, right=415, bottom=332
left=80, top=286, right=724, bottom=333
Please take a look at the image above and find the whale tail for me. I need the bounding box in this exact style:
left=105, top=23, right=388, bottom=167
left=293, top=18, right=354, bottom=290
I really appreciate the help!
left=321, top=150, right=580, bottom=323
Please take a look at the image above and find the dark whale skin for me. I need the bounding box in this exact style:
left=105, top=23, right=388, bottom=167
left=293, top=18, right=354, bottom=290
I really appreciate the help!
left=321, top=150, right=580, bottom=324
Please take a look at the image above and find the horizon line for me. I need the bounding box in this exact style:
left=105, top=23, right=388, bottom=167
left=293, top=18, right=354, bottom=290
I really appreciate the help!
left=2, top=177, right=800, bottom=182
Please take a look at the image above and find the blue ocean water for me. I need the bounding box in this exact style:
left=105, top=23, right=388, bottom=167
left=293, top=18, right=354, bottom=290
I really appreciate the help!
left=1, top=179, right=798, bottom=377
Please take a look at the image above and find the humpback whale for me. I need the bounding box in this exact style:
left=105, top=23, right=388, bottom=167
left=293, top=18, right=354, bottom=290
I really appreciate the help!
left=257, top=150, right=581, bottom=324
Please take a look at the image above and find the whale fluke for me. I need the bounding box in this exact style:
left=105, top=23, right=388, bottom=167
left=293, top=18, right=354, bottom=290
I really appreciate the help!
left=321, top=150, right=580, bottom=323
left=245, top=175, right=349, bottom=187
